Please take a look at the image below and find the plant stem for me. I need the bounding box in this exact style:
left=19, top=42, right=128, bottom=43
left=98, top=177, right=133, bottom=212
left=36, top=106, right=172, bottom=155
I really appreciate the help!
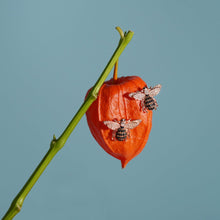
left=2, top=28, right=133, bottom=220
left=113, top=60, right=118, bottom=81
left=113, top=27, right=125, bottom=81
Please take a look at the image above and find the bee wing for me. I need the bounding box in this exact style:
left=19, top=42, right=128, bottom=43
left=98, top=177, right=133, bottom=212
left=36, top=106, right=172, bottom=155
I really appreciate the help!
left=129, top=91, right=146, bottom=100
left=103, top=121, right=120, bottom=130
left=124, top=119, right=142, bottom=129
left=149, top=84, right=161, bottom=97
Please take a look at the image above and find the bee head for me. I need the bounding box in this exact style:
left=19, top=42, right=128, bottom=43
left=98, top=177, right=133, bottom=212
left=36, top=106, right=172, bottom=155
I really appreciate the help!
left=142, top=86, right=148, bottom=93
left=120, top=119, right=126, bottom=127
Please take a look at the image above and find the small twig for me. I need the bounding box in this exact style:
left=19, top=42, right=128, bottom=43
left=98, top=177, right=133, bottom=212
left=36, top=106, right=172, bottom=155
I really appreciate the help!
left=2, top=27, right=134, bottom=220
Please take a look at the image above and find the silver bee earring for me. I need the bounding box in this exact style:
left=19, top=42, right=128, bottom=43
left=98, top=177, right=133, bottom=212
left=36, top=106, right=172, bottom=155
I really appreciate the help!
left=103, top=119, right=142, bottom=141
left=129, top=84, right=161, bottom=112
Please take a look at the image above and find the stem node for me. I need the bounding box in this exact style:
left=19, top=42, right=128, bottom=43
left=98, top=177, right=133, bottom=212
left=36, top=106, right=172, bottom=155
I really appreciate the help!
left=15, top=203, right=22, bottom=212
left=50, top=139, right=57, bottom=149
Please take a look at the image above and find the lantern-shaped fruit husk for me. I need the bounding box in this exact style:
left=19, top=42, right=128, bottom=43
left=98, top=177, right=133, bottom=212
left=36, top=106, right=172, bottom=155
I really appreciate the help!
left=86, top=76, right=152, bottom=168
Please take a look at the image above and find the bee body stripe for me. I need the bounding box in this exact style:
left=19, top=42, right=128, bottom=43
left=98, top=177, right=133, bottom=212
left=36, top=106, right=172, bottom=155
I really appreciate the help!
left=144, top=95, right=156, bottom=110
left=116, top=128, right=127, bottom=141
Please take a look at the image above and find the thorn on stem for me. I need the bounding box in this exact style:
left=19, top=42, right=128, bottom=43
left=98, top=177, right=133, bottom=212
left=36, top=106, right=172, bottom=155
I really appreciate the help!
left=50, top=135, right=57, bottom=149
left=53, top=134, right=56, bottom=140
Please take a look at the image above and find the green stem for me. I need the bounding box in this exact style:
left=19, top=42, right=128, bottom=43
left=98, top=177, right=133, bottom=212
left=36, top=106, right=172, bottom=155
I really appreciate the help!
left=2, top=28, right=133, bottom=220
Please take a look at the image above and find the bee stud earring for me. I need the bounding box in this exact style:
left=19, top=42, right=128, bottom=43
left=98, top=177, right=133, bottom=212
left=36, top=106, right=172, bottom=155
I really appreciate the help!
left=104, top=119, right=142, bottom=141
left=129, top=84, right=161, bottom=112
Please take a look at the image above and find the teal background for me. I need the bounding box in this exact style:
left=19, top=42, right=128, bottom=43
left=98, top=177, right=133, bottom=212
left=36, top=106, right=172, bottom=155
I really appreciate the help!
left=0, top=0, right=219, bottom=219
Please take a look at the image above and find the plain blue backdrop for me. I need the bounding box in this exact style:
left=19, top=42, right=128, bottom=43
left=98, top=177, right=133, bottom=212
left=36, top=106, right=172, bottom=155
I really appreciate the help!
left=0, top=0, right=219, bottom=219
